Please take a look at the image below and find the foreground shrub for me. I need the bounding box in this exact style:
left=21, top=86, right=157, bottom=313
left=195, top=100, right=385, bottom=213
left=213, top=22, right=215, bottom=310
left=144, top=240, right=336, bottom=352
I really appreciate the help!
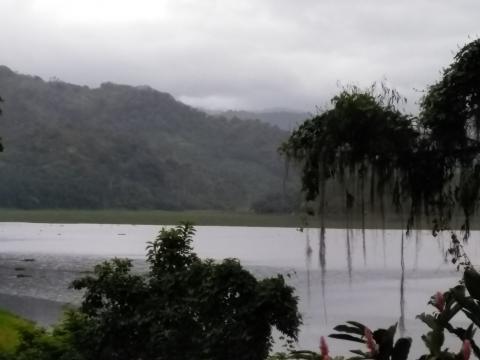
left=4, top=223, right=301, bottom=360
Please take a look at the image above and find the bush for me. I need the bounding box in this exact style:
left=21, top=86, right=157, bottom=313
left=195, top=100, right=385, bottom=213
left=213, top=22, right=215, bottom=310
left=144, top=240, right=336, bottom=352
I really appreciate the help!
left=4, top=223, right=301, bottom=360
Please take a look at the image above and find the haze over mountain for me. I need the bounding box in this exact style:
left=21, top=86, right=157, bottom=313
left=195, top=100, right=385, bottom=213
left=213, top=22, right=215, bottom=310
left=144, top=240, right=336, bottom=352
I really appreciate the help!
left=3, top=1, right=478, bottom=113
left=0, top=66, right=298, bottom=210
left=208, top=110, right=311, bottom=131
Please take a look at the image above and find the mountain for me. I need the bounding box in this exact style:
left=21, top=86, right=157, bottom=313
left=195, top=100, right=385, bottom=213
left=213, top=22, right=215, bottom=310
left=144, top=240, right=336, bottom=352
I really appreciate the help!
left=210, top=110, right=311, bottom=131
left=0, top=66, right=298, bottom=210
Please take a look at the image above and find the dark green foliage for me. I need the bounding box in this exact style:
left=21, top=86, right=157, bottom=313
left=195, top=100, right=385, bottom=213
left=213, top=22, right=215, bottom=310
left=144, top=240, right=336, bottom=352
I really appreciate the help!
left=73, top=223, right=301, bottom=360
left=280, top=85, right=414, bottom=201
left=414, top=271, right=480, bottom=360
left=464, top=267, right=480, bottom=302
left=281, top=39, right=480, bottom=237
left=275, top=38, right=480, bottom=360
left=6, top=224, right=301, bottom=360
left=3, top=320, right=86, bottom=360
left=421, top=39, right=480, bottom=155
left=329, top=322, right=411, bottom=360
left=0, top=66, right=295, bottom=210
left=283, top=350, right=322, bottom=359
left=280, top=85, right=421, bottom=230
left=419, top=39, right=480, bottom=238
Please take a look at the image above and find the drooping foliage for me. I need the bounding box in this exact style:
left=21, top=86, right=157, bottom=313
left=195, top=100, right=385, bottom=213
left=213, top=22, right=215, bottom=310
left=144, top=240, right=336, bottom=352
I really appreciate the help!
left=280, top=85, right=415, bottom=218
left=420, top=38, right=480, bottom=237
left=281, top=38, right=480, bottom=239
left=421, top=39, right=480, bottom=153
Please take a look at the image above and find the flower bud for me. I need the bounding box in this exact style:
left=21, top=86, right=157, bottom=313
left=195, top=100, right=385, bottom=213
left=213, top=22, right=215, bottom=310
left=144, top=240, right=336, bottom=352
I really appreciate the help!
left=320, top=336, right=330, bottom=360
left=463, top=339, right=471, bottom=360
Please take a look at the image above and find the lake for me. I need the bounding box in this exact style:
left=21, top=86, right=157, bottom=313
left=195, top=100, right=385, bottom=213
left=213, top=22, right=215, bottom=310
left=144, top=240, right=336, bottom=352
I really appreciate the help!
left=0, top=222, right=477, bottom=356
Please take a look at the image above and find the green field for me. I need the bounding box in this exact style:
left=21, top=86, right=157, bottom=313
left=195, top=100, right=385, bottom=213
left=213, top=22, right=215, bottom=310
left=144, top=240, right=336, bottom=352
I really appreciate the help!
left=0, top=310, right=34, bottom=353
left=0, top=208, right=473, bottom=230
left=0, top=209, right=312, bottom=227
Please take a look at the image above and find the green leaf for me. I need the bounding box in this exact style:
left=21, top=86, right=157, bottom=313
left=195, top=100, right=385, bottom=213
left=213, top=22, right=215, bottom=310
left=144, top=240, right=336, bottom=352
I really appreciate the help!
left=464, top=268, right=480, bottom=301
left=349, top=349, right=368, bottom=356
left=345, top=321, right=367, bottom=333
left=333, top=325, right=365, bottom=336
left=329, top=334, right=365, bottom=343
left=422, top=330, right=444, bottom=356
left=288, top=350, right=321, bottom=359
left=416, top=313, right=438, bottom=330
left=391, top=337, right=412, bottom=360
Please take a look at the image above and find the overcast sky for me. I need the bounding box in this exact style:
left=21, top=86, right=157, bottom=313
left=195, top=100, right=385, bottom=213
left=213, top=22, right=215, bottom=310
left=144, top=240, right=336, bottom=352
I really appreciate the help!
left=1, top=0, right=479, bottom=112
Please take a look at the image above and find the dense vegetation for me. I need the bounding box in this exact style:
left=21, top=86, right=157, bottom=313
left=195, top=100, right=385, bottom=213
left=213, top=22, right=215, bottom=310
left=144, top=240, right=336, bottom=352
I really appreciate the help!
left=282, top=38, right=480, bottom=239
left=0, top=224, right=301, bottom=360
left=276, top=37, right=480, bottom=360
left=0, top=66, right=297, bottom=210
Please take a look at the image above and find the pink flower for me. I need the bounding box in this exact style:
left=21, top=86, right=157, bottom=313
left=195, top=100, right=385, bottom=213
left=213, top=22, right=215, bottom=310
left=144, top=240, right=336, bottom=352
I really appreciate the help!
left=365, top=328, right=377, bottom=355
left=462, top=340, right=471, bottom=360
left=434, top=291, right=445, bottom=312
left=320, top=336, right=330, bottom=360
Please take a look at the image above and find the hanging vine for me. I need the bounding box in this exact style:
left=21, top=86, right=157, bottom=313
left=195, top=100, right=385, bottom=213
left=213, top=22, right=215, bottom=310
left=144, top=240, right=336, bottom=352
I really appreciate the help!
left=280, top=38, right=480, bottom=243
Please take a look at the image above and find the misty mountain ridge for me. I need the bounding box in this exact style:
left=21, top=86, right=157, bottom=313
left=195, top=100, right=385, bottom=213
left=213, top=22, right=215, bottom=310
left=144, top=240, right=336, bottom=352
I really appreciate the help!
left=0, top=65, right=299, bottom=210
left=207, top=109, right=311, bottom=131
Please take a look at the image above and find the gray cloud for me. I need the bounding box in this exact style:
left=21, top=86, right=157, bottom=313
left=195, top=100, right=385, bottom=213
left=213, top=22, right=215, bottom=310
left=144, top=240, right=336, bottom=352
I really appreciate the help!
left=1, top=0, right=479, bottom=112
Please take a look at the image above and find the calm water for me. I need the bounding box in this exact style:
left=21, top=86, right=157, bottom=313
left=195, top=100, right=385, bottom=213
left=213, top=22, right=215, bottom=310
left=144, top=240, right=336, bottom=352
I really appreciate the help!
left=0, top=223, right=477, bottom=356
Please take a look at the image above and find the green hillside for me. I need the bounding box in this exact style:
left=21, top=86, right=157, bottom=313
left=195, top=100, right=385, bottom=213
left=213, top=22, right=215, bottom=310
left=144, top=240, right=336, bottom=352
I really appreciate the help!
left=0, top=66, right=300, bottom=210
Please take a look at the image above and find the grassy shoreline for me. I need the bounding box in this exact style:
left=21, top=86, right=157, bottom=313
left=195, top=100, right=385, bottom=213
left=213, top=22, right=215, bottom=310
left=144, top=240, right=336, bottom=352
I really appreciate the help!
left=0, top=209, right=307, bottom=227
left=0, top=309, right=33, bottom=353
left=0, top=208, right=476, bottom=230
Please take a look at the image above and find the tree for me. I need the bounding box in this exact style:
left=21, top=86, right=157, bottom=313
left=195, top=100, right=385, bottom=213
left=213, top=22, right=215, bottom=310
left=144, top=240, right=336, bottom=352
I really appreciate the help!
left=7, top=224, right=300, bottom=360
left=281, top=38, right=480, bottom=240
left=275, top=35, right=480, bottom=360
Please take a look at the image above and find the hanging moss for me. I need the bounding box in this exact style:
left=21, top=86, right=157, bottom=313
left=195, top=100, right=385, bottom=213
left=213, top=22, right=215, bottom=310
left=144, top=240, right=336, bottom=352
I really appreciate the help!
left=280, top=38, right=480, bottom=241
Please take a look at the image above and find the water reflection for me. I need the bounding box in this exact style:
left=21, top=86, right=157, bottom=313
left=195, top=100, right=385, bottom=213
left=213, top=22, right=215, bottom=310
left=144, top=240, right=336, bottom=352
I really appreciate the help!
left=305, top=228, right=312, bottom=302
left=346, top=228, right=353, bottom=283
left=319, top=226, right=328, bottom=323
left=382, top=228, right=387, bottom=267
left=399, top=232, right=406, bottom=335
left=362, top=226, right=367, bottom=266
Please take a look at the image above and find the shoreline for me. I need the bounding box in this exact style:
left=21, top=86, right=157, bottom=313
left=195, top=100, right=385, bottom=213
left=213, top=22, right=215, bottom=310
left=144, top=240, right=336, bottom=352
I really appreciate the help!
left=0, top=208, right=476, bottom=230
left=0, top=293, right=64, bottom=328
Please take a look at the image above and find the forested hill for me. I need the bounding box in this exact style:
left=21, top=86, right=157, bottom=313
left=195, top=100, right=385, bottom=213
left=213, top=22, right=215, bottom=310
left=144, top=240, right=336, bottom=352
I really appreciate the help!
left=0, top=65, right=296, bottom=210
left=210, top=110, right=310, bottom=131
